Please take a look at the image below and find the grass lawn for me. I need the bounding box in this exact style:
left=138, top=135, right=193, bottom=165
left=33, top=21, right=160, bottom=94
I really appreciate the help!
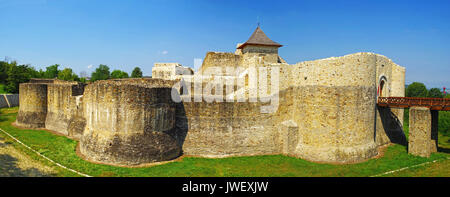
left=0, top=107, right=449, bottom=177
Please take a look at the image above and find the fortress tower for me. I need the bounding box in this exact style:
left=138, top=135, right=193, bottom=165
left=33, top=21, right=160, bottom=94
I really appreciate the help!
left=15, top=26, right=406, bottom=166
left=236, top=26, right=284, bottom=64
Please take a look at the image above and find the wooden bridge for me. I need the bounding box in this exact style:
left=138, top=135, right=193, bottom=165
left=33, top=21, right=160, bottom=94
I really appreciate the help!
left=377, top=97, right=450, bottom=111
left=377, top=96, right=450, bottom=157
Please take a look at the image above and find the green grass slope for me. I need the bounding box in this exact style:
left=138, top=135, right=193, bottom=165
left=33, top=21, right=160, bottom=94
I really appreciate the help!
left=0, top=107, right=448, bottom=177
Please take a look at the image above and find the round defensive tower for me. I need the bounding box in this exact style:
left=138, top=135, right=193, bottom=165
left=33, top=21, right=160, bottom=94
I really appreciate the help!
left=79, top=79, right=180, bottom=166
left=16, top=83, right=49, bottom=128
left=45, top=82, right=83, bottom=136
left=286, top=52, right=379, bottom=163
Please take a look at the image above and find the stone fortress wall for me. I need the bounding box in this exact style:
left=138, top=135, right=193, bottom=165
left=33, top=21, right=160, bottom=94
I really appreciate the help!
left=278, top=53, right=379, bottom=163
left=15, top=51, right=405, bottom=165
left=15, top=27, right=406, bottom=166
left=152, top=63, right=194, bottom=80
left=16, top=82, right=49, bottom=128
left=80, top=79, right=181, bottom=165
left=170, top=52, right=405, bottom=163
left=375, top=55, right=407, bottom=147
left=45, top=82, right=85, bottom=137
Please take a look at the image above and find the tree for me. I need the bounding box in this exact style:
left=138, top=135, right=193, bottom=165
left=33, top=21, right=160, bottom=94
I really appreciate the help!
left=427, top=88, right=443, bottom=98
left=28, top=66, right=41, bottom=79
left=5, top=64, right=34, bottom=93
left=131, top=67, right=143, bottom=78
left=37, top=69, right=45, bottom=78
left=406, top=82, right=428, bottom=98
left=58, top=68, right=79, bottom=81
left=90, top=64, right=110, bottom=82
left=0, top=61, right=10, bottom=84
left=111, top=70, right=129, bottom=79
left=44, top=64, right=60, bottom=78
left=440, top=93, right=450, bottom=136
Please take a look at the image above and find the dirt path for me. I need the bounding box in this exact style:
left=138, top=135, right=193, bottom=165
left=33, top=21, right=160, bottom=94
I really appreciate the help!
left=0, top=136, right=56, bottom=177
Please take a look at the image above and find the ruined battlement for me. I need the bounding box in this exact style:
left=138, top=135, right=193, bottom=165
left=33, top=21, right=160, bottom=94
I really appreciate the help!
left=152, top=63, right=194, bottom=80
left=28, top=78, right=56, bottom=84
left=15, top=27, right=406, bottom=166
left=92, top=78, right=177, bottom=88
left=80, top=79, right=180, bottom=165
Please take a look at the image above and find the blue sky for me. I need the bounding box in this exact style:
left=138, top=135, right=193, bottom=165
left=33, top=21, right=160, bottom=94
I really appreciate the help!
left=0, top=0, right=449, bottom=88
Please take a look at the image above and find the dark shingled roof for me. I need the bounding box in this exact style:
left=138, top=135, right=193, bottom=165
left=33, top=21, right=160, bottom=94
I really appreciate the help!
left=237, top=26, right=282, bottom=49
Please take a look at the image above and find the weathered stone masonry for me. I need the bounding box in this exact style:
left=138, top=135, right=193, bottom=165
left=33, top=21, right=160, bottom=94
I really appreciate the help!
left=45, top=82, right=85, bottom=137
left=15, top=52, right=405, bottom=165
left=15, top=27, right=407, bottom=166
left=16, top=83, right=48, bottom=128
left=408, top=107, right=439, bottom=157
left=177, top=52, right=403, bottom=163
left=80, top=79, right=181, bottom=165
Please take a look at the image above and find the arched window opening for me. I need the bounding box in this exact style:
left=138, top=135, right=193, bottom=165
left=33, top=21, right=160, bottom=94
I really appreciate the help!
left=379, top=80, right=385, bottom=97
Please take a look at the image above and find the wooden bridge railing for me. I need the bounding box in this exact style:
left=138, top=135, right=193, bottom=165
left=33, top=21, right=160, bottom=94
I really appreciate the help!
left=377, top=97, right=450, bottom=111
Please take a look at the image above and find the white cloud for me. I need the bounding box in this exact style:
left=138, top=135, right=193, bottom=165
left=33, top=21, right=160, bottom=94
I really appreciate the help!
left=87, top=64, right=93, bottom=69
left=161, top=50, right=168, bottom=55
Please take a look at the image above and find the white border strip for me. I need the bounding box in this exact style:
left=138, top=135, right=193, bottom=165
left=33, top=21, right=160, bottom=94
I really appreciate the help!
left=370, top=157, right=450, bottom=177
left=0, top=127, right=92, bottom=177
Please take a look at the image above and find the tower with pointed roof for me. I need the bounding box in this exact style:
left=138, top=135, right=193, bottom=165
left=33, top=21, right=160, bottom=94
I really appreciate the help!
left=235, top=26, right=283, bottom=63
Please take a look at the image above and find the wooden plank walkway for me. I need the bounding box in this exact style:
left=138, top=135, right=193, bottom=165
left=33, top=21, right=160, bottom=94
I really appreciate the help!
left=377, top=97, right=450, bottom=111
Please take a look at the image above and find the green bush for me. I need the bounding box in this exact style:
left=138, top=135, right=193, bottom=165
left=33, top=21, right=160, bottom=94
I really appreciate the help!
left=406, top=82, right=428, bottom=97
left=439, top=111, right=450, bottom=136
left=111, top=70, right=129, bottom=79
left=428, top=88, right=443, bottom=98
left=0, top=84, right=8, bottom=94
left=0, top=61, right=10, bottom=84
left=404, top=108, right=409, bottom=124
left=6, top=64, right=40, bottom=93
left=43, top=64, right=60, bottom=78
left=1, top=61, right=42, bottom=93
left=90, top=64, right=110, bottom=82
left=57, top=68, right=79, bottom=81
left=131, top=67, right=143, bottom=78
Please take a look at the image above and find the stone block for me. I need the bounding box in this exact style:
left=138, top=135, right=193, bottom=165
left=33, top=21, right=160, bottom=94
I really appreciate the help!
left=409, top=107, right=432, bottom=157
left=16, top=83, right=48, bottom=128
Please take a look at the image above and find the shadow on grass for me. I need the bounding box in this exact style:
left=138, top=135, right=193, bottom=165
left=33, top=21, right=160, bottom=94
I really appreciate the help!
left=437, top=147, right=450, bottom=154
left=0, top=138, right=55, bottom=177
left=0, top=154, right=55, bottom=177
left=0, top=111, right=7, bottom=122
left=0, top=140, right=11, bottom=148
